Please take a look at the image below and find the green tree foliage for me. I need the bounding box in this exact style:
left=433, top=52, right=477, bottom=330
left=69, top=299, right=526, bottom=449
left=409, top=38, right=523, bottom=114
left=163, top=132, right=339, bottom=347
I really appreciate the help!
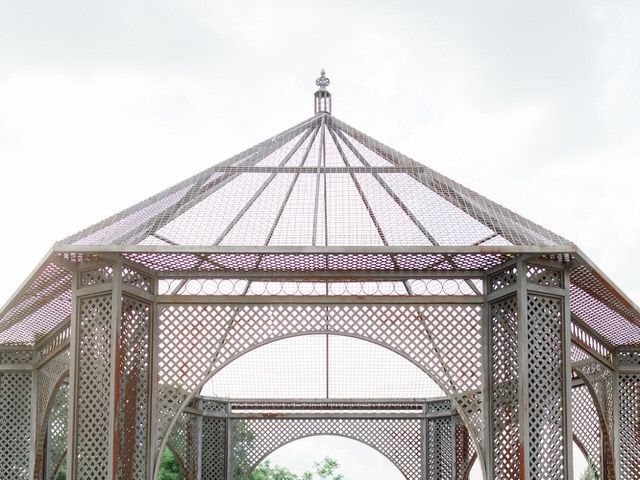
left=249, top=456, right=345, bottom=480
left=249, top=460, right=299, bottom=480
left=158, top=448, right=184, bottom=480
left=55, top=460, right=66, bottom=480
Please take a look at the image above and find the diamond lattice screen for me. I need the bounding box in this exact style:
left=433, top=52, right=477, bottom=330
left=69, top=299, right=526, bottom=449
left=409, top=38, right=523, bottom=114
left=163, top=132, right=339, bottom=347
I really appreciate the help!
left=0, top=371, right=32, bottom=480
left=157, top=302, right=483, bottom=464
left=230, top=418, right=422, bottom=480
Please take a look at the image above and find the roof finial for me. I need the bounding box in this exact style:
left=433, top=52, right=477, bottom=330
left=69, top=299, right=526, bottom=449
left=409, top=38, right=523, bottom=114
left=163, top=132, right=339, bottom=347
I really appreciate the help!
left=314, top=70, right=332, bottom=114
left=316, top=69, right=330, bottom=90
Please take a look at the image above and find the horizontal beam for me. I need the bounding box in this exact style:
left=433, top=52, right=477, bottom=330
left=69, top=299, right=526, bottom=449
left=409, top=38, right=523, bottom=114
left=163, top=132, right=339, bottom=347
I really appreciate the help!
left=157, top=294, right=484, bottom=305
left=55, top=244, right=577, bottom=255
left=156, top=269, right=485, bottom=280
left=184, top=408, right=452, bottom=420
left=224, top=397, right=444, bottom=404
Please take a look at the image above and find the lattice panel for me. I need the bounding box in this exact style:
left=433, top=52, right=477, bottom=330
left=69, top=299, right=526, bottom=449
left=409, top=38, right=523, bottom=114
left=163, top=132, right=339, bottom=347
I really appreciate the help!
left=527, top=264, right=563, bottom=288
left=526, top=294, right=565, bottom=479
left=454, top=420, right=475, bottom=480
left=168, top=412, right=201, bottom=480
left=230, top=418, right=422, bottom=480
left=490, top=295, right=520, bottom=479
left=573, top=351, right=615, bottom=479
left=0, top=348, right=33, bottom=364
left=619, top=350, right=640, bottom=367
left=489, top=265, right=517, bottom=292
left=122, top=265, right=153, bottom=292
left=0, top=371, right=32, bottom=480
left=116, top=296, right=152, bottom=480
left=78, top=265, right=114, bottom=288
left=156, top=302, right=483, bottom=464
left=572, top=384, right=601, bottom=475
left=425, top=417, right=453, bottom=480
left=619, top=374, right=640, bottom=480
left=34, top=349, right=69, bottom=480
left=75, top=294, right=113, bottom=479
left=202, top=417, right=227, bottom=480
left=44, top=382, right=69, bottom=480
left=157, top=304, right=233, bottom=449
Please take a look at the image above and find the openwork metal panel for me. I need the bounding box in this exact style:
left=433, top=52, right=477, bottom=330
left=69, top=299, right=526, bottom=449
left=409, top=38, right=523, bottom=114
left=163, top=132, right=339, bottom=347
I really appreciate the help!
left=75, top=294, right=113, bottom=480
left=619, top=372, right=640, bottom=479
left=34, top=349, right=69, bottom=480
left=58, top=112, right=569, bottom=249
left=230, top=418, right=422, bottom=480
left=167, top=412, right=201, bottom=480
left=526, top=294, right=565, bottom=479
left=453, top=419, right=475, bottom=480
left=425, top=417, right=453, bottom=480
left=572, top=384, right=602, bottom=475
left=489, top=294, right=520, bottom=479
left=202, top=417, right=227, bottom=480
left=573, top=346, right=615, bottom=479
left=44, top=382, right=69, bottom=480
left=116, top=295, right=152, bottom=480
left=155, top=302, right=484, bottom=463
left=0, top=261, right=72, bottom=345
left=0, top=370, right=32, bottom=480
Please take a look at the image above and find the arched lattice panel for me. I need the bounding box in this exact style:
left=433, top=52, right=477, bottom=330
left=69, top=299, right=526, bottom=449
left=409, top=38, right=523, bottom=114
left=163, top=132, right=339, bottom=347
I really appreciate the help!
left=43, top=382, right=69, bottom=480
left=572, top=347, right=615, bottom=479
left=572, top=384, right=601, bottom=475
left=34, top=350, right=69, bottom=480
left=155, top=302, right=484, bottom=470
left=229, top=418, right=422, bottom=480
left=453, top=418, right=476, bottom=480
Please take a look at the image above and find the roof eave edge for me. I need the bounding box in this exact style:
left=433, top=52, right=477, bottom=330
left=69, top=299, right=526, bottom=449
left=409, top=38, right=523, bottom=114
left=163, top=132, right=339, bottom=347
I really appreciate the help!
left=574, top=247, right=640, bottom=319
left=0, top=248, right=56, bottom=323
left=52, top=242, right=577, bottom=256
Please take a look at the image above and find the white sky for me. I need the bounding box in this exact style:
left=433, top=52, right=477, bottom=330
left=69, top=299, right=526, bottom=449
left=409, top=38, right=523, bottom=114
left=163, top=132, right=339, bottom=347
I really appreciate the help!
left=1, top=0, right=637, bottom=477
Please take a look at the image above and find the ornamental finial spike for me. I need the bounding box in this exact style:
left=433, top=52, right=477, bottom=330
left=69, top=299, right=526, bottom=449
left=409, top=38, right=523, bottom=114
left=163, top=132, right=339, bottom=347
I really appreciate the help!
left=316, top=69, right=330, bottom=90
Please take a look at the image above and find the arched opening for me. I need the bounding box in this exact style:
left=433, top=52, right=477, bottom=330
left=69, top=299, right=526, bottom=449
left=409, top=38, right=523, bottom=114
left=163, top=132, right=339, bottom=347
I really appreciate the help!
left=251, top=435, right=405, bottom=479
left=38, top=379, right=69, bottom=480
left=573, top=440, right=595, bottom=479
left=201, top=334, right=445, bottom=399
left=468, top=455, right=482, bottom=480
left=160, top=334, right=471, bottom=480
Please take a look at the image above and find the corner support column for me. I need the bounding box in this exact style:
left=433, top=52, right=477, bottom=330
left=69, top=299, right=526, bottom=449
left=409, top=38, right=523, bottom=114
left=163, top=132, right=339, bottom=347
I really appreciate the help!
left=68, top=259, right=155, bottom=479
left=423, top=400, right=454, bottom=480
left=614, top=348, right=640, bottom=479
left=0, top=347, right=34, bottom=480
left=483, top=259, right=573, bottom=479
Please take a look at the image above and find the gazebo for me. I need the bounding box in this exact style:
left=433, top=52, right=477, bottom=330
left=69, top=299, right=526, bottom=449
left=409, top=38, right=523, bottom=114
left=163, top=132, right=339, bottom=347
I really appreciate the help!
left=0, top=71, right=638, bottom=480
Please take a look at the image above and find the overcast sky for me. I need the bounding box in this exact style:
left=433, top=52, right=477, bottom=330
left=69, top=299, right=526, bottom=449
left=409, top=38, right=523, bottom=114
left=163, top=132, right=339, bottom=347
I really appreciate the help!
left=0, top=0, right=637, bottom=477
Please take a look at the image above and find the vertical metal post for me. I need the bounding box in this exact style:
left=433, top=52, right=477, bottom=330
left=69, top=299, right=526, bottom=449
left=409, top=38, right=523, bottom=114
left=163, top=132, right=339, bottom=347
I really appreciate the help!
left=148, top=275, right=161, bottom=480
left=612, top=367, right=621, bottom=480
left=515, top=259, right=531, bottom=479
left=108, top=259, right=123, bottom=479
left=481, top=273, right=493, bottom=480
left=226, top=402, right=233, bottom=480
left=561, top=267, right=574, bottom=480
left=421, top=403, right=427, bottom=480
left=66, top=265, right=80, bottom=480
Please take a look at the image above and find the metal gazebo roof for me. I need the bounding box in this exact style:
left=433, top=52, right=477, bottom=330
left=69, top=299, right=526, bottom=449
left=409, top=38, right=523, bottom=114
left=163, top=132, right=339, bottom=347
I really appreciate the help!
left=1, top=71, right=639, bottom=351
